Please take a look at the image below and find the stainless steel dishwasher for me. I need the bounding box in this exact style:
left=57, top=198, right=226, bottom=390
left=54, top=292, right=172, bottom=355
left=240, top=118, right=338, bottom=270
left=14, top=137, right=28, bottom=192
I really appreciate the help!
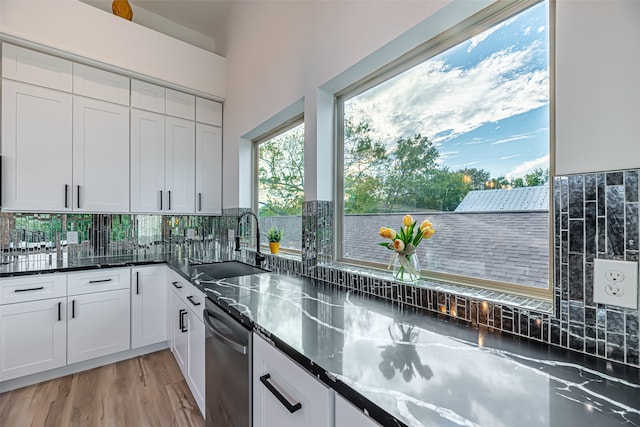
left=204, top=299, right=252, bottom=427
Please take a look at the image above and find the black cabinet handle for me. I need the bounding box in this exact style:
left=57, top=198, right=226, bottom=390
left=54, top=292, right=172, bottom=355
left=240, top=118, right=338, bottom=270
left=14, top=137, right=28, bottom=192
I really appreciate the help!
left=171, top=281, right=182, bottom=289
left=71, top=300, right=76, bottom=319
left=64, top=184, right=69, bottom=208
left=14, top=286, right=44, bottom=293
left=259, top=374, right=302, bottom=414
left=159, top=190, right=163, bottom=210
left=136, top=271, right=140, bottom=295
left=58, top=301, right=62, bottom=322
left=77, top=185, right=80, bottom=209
left=179, top=309, right=188, bottom=332
left=187, top=295, right=200, bottom=306
left=198, top=193, right=202, bottom=211
left=168, top=190, right=172, bottom=210
left=89, top=278, right=112, bottom=284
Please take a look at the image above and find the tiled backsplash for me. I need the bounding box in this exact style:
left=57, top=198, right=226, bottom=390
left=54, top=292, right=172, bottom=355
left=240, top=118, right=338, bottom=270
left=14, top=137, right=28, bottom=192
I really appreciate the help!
left=2, top=170, right=638, bottom=367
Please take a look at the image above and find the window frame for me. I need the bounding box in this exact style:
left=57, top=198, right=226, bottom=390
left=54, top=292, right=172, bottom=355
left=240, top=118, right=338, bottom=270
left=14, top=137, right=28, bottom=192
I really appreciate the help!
left=334, top=0, right=555, bottom=300
left=252, top=114, right=305, bottom=254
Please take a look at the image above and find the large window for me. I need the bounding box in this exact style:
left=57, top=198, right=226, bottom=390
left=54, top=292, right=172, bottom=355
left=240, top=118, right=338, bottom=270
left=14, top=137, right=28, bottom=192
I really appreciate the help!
left=338, top=0, right=550, bottom=294
left=255, top=119, right=304, bottom=252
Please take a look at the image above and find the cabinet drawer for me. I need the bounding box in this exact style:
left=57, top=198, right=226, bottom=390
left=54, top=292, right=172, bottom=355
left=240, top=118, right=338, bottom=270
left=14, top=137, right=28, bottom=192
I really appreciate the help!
left=195, top=97, right=222, bottom=126
left=73, top=63, right=130, bottom=105
left=131, top=79, right=165, bottom=113
left=166, top=89, right=195, bottom=120
left=2, top=43, right=72, bottom=92
left=184, top=286, right=205, bottom=320
left=67, top=268, right=131, bottom=295
left=0, top=274, right=67, bottom=305
left=168, top=270, right=190, bottom=299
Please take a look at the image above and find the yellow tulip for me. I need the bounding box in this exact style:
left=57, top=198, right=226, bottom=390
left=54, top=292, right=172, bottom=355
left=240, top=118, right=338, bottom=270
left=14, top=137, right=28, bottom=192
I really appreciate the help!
left=419, top=219, right=433, bottom=231
left=393, top=239, right=405, bottom=251
left=422, top=227, right=435, bottom=239
left=403, top=214, right=414, bottom=227
left=379, top=227, right=396, bottom=240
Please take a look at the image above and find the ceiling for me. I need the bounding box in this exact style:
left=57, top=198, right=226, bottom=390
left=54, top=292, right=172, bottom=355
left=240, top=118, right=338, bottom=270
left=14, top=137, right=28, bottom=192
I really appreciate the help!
left=80, top=0, right=233, bottom=56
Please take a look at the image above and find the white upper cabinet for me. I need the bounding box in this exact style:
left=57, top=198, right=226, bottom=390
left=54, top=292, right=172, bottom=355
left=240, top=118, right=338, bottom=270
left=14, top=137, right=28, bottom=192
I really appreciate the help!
left=131, top=79, right=165, bottom=113
left=165, top=116, right=195, bottom=214
left=73, top=96, right=130, bottom=212
left=72, top=63, right=130, bottom=105
left=166, top=89, right=195, bottom=120
left=195, top=97, right=222, bottom=126
left=2, top=43, right=72, bottom=92
left=1, top=79, right=73, bottom=212
left=131, top=109, right=166, bottom=213
left=195, top=123, right=222, bottom=215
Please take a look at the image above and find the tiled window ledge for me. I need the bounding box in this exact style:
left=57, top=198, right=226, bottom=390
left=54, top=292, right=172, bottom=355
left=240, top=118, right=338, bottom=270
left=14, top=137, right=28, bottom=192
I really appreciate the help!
left=317, top=262, right=553, bottom=314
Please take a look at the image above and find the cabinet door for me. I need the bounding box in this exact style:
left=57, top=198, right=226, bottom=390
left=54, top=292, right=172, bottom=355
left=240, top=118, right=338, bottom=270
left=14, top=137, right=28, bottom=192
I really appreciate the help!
left=72, top=63, right=130, bottom=106
left=165, top=116, right=195, bottom=214
left=170, top=289, right=189, bottom=377
left=131, top=108, right=165, bottom=213
left=195, top=123, right=222, bottom=215
left=1, top=80, right=72, bottom=212
left=73, top=96, right=130, bottom=212
left=253, top=334, right=334, bottom=427
left=0, top=298, right=66, bottom=381
left=2, top=43, right=72, bottom=92
left=335, top=394, right=381, bottom=427
left=131, top=80, right=165, bottom=113
left=166, top=89, right=195, bottom=120
left=131, top=266, right=167, bottom=349
left=195, top=97, right=222, bottom=126
left=187, top=313, right=205, bottom=415
left=67, top=289, right=130, bottom=364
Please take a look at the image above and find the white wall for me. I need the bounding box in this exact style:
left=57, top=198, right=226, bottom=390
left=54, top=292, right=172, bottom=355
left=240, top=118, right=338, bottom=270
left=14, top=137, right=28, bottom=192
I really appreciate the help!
left=555, top=0, right=640, bottom=175
left=0, top=0, right=225, bottom=98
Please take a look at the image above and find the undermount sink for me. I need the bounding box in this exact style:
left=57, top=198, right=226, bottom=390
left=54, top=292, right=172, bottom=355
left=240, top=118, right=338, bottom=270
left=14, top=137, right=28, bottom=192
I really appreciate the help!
left=193, top=261, right=268, bottom=279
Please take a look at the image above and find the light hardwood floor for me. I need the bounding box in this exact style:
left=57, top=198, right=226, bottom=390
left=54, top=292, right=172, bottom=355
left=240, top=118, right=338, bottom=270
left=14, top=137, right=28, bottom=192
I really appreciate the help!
left=0, top=349, right=204, bottom=427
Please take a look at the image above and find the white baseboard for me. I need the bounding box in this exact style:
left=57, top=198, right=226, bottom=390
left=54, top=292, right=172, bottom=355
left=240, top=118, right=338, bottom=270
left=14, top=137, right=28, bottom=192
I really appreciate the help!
left=0, top=341, right=169, bottom=393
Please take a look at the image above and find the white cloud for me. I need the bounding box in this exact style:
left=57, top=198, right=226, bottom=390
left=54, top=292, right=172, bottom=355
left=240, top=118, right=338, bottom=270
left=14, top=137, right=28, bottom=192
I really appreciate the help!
left=491, top=134, right=534, bottom=145
left=348, top=40, right=549, bottom=148
left=537, top=26, right=545, bottom=33
left=523, top=26, right=532, bottom=36
left=500, top=154, right=521, bottom=160
left=505, top=155, right=549, bottom=180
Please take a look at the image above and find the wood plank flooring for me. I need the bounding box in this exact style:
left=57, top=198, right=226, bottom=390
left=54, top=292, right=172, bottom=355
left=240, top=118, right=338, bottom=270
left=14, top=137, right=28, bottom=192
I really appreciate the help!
left=0, top=349, right=204, bottom=427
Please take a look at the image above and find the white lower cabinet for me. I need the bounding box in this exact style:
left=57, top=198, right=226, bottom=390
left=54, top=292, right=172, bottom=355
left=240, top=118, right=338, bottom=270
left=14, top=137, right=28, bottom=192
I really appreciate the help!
left=253, top=333, right=334, bottom=427
left=0, top=297, right=67, bottom=381
left=131, top=266, right=167, bottom=349
left=335, top=394, right=381, bottom=427
left=167, top=269, right=205, bottom=416
left=187, top=309, right=205, bottom=415
left=67, top=288, right=131, bottom=364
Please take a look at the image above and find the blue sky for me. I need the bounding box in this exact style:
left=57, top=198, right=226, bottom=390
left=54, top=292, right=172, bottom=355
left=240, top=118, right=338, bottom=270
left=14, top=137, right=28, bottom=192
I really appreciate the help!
left=345, top=1, right=549, bottom=180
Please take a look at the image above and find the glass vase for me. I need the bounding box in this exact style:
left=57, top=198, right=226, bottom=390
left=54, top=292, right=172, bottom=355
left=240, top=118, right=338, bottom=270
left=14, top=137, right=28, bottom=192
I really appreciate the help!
left=393, top=253, right=421, bottom=283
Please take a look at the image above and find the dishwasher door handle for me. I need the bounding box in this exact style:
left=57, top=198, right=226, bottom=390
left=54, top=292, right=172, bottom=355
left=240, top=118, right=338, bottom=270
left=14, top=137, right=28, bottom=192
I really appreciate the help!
left=204, top=309, right=248, bottom=355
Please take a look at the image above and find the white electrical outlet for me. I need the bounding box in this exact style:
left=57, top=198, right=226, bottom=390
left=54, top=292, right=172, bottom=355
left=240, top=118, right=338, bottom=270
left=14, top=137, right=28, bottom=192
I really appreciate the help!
left=67, top=231, right=79, bottom=245
left=228, top=229, right=235, bottom=241
left=593, top=259, right=638, bottom=309
left=186, top=229, right=195, bottom=239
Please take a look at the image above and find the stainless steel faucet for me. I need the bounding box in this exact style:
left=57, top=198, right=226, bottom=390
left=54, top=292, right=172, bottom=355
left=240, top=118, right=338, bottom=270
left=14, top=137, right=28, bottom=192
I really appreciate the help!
left=235, top=211, right=266, bottom=267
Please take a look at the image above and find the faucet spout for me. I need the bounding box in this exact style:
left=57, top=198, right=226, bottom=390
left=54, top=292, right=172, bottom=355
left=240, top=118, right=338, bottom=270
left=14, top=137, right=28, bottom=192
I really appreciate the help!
left=236, top=211, right=266, bottom=267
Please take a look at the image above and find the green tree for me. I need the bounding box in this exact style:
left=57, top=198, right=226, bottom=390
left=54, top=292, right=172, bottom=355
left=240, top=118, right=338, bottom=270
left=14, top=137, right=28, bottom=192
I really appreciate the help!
left=343, top=117, right=389, bottom=214
left=258, top=126, right=304, bottom=217
left=524, top=168, right=550, bottom=186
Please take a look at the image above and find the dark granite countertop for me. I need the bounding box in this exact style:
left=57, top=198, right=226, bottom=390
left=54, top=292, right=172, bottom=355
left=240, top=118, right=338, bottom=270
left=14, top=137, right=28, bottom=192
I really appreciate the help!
left=3, top=257, right=639, bottom=426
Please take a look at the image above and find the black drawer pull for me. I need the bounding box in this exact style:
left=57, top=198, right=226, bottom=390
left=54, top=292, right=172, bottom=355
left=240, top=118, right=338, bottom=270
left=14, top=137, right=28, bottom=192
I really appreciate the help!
left=259, top=374, right=302, bottom=414
left=77, top=185, right=81, bottom=209
left=89, top=279, right=112, bottom=284
left=58, top=301, right=62, bottom=322
left=14, top=286, right=44, bottom=293
left=72, top=300, right=76, bottom=319
left=64, top=184, right=69, bottom=208
left=159, top=190, right=163, bottom=210
left=187, top=295, right=201, bottom=306
left=136, top=272, right=140, bottom=295
left=171, top=281, right=183, bottom=289
left=179, top=309, right=188, bottom=332
left=168, top=190, right=172, bottom=210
